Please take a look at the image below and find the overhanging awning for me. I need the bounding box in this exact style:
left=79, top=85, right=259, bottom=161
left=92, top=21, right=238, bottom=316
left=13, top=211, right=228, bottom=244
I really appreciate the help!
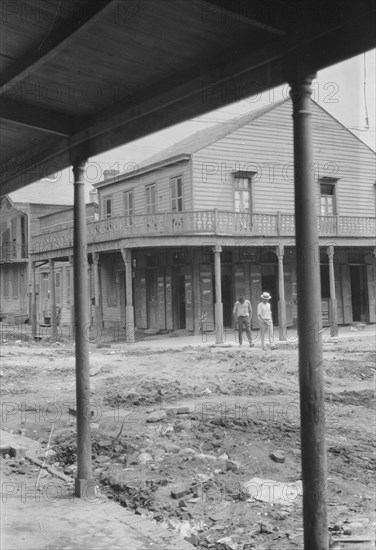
left=1, top=0, right=375, bottom=194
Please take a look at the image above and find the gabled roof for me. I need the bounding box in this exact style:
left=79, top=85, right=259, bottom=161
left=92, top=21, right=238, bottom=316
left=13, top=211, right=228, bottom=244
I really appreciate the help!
left=139, top=100, right=288, bottom=168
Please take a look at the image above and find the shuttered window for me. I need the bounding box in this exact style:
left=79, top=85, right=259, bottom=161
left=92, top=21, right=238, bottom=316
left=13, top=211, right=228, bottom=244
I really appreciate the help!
left=124, top=190, right=134, bottom=217
left=170, top=177, right=183, bottom=212
left=103, top=196, right=112, bottom=218
left=146, top=184, right=156, bottom=214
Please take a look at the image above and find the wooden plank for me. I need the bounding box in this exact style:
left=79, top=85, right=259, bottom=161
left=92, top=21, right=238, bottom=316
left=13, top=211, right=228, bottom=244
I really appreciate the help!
left=0, top=0, right=118, bottom=94
left=0, top=99, right=74, bottom=136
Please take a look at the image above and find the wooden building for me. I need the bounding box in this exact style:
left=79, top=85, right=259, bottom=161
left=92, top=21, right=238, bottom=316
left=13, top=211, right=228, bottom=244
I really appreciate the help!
left=30, top=98, right=376, bottom=338
left=0, top=178, right=96, bottom=326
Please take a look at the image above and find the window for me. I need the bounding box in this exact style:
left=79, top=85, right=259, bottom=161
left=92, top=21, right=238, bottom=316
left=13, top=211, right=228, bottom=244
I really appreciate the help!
left=171, top=177, right=183, bottom=212
left=234, top=172, right=254, bottom=213
left=103, top=196, right=112, bottom=218
left=124, top=190, right=134, bottom=218
left=146, top=184, right=156, bottom=214
left=320, top=179, right=336, bottom=216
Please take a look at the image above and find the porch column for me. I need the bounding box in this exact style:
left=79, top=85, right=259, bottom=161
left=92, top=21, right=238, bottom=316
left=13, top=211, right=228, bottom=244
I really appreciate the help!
left=49, top=259, right=57, bottom=339
left=289, top=73, right=328, bottom=549
left=327, top=246, right=338, bottom=337
left=277, top=245, right=287, bottom=341
left=31, top=261, right=37, bottom=338
left=214, top=244, right=224, bottom=344
left=72, top=159, right=95, bottom=498
left=121, top=247, right=135, bottom=343
left=69, top=255, right=75, bottom=339
left=92, top=252, right=103, bottom=329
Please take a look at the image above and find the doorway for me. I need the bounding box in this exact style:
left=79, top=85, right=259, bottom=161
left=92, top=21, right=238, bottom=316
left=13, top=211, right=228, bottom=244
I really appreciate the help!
left=261, top=273, right=278, bottom=324
left=221, top=266, right=233, bottom=328
left=173, top=271, right=186, bottom=329
left=350, top=265, right=368, bottom=322
left=146, top=268, right=158, bottom=328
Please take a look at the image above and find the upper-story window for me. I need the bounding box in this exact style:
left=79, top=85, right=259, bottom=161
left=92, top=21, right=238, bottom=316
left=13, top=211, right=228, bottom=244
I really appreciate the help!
left=320, top=178, right=337, bottom=216
left=171, top=176, right=183, bottom=212
left=103, top=196, right=112, bottom=218
left=124, top=190, right=134, bottom=218
left=146, top=184, right=156, bottom=214
left=234, top=171, right=254, bottom=213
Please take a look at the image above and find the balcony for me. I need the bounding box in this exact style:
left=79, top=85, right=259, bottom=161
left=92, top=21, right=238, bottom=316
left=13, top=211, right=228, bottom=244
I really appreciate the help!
left=0, top=243, right=28, bottom=262
left=31, top=211, right=376, bottom=254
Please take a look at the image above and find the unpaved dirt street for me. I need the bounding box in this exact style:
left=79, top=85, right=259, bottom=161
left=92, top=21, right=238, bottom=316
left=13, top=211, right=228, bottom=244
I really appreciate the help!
left=1, top=331, right=375, bottom=549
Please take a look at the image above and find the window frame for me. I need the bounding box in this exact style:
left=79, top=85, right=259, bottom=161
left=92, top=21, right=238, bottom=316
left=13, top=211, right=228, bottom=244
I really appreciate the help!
left=103, top=195, right=113, bottom=219
left=319, top=178, right=337, bottom=216
left=233, top=171, right=255, bottom=213
left=123, top=189, right=134, bottom=218
left=170, top=176, right=184, bottom=212
left=145, top=184, right=157, bottom=215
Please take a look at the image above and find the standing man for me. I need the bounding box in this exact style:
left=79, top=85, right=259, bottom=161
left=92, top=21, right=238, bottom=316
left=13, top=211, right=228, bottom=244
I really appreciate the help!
left=233, top=295, right=254, bottom=347
left=258, top=292, right=275, bottom=350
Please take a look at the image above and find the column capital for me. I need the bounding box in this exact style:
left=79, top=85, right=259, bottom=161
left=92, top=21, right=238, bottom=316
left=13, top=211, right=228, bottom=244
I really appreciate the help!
left=213, top=244, right=222, bottom=254
left=72, top=160, right=87, bottom=183
left=121, top=247, right=132, bottom=264
left=326, top=245, right=334, bottom=259
left=276, top=244, right=284, bottom=259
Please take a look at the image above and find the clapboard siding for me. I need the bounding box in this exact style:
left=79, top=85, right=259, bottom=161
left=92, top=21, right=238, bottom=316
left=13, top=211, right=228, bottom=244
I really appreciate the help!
left=192, top=100, right=375, bottom=216
left=97, top=161, right=192, bottom=217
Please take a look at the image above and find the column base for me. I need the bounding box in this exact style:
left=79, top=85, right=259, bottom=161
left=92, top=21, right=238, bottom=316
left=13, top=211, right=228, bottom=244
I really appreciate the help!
left=278, top=301, right=287, bottom=341
left=75, top=477, right=98, bottom=499
left=125, top=305, right=135, bottom=343
left=214, top=303, right=224, bottom=344
left=328, top=299, right=338, bottom=337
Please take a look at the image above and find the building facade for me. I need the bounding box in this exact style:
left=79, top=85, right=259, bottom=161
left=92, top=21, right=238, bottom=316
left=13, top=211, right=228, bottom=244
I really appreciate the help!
left=29, top=99, right=376, bottom=339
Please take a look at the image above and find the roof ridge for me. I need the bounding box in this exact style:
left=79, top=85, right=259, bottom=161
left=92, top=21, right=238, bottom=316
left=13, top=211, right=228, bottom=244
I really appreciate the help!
left=138, top=98, right=289, bottom=168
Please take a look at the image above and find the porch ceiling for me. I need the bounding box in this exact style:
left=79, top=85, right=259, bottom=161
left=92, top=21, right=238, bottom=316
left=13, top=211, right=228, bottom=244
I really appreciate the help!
left=1, top=0, right=375, bottom=195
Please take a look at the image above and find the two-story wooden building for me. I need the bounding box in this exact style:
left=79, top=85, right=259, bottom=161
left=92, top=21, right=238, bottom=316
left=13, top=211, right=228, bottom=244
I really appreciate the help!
left=30, top=98, right=376, bottom=340
left=0, top=178, right=96, bottom=327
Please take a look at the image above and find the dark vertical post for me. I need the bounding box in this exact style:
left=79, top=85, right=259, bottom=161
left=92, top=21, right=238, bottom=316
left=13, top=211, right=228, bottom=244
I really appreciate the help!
left=327, top=246, right=338, bottom=337
left=72, top=160, right=95, bottom=498
left=92, top=252, right=103, bottom=331
left=277, top=245, right=287, bottom=340
left=213, top=244, right=224, bottom=344
left=289, top=74, right=328, bottom=549
left=49, top=260, right=57, bottom=339
left=69, top=254, right=75, bottom=338
left=32, top=261, right=37, bottom=338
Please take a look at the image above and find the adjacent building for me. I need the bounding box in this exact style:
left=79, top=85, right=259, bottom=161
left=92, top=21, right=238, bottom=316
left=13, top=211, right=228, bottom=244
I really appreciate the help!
left=27, top=98, right=376, bottom=339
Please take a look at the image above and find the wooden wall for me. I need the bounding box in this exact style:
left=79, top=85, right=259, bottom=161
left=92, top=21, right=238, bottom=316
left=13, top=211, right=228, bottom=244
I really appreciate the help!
left=191, top=100, right=376, bottom=216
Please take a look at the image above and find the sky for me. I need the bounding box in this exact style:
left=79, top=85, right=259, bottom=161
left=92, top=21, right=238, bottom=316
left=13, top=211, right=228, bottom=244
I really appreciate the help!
left=86, top=49, right=375, bottom=183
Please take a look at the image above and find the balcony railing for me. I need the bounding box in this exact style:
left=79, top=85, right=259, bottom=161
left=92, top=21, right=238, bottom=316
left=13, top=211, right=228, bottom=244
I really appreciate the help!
left=0, top=243, right=28, bottom=262
left=31, top=211, right=376, bottom=254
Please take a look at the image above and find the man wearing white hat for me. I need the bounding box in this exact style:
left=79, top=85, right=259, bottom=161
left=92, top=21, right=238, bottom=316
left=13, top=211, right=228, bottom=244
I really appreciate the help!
left=257, top=292, right=275, bottom=350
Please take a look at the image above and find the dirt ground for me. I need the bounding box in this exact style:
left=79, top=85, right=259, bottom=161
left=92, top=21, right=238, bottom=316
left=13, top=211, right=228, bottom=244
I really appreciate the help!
left=1, top=330, right=375, bottom=550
